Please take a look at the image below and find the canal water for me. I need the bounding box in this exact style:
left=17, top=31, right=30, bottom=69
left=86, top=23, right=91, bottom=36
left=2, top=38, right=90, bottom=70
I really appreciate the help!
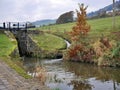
left=23, top=57, right=120, bottom=90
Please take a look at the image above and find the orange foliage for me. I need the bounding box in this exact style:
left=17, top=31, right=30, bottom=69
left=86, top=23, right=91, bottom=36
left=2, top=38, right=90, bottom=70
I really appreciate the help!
left=100, top=37, right=111, bottom=48
left=69, top=3, right=90, bottom=41
left=66, top=4, right=92, bottom=61
left=35, top=66, right=46, bottom=85
left=68, top=44, right=83, bottom=57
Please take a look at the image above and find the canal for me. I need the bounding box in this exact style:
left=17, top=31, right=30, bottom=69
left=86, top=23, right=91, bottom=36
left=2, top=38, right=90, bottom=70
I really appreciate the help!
left=23, top=57, right=120, bottom=90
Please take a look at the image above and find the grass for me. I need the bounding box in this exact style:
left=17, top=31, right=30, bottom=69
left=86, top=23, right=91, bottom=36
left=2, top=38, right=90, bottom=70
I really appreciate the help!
left=0, top=16, right=120, bottom=77
left=33, top=16, right=120, bottom=41
left=51, top=88, right=60, bottom=90
left=31, top=33, right=66, bottom=51
left=0, top=33, right=17, bottom=57
left=40, top=16, right=120, bottom=32
left=32, top=22, right=74, bottom=32
left=0, top=57, right=31, bottom=79
left=0, top=32, right=31, bottom=79
left=88, top=16, right=120, bottom=37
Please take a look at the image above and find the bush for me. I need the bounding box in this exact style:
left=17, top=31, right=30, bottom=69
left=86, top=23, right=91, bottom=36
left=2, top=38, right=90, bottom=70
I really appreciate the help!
left=112, top=42, right=120, bottom=58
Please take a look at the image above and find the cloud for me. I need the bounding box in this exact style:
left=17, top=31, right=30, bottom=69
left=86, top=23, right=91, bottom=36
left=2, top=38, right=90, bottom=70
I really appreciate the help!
left=0, top=0, right=114, bottom=22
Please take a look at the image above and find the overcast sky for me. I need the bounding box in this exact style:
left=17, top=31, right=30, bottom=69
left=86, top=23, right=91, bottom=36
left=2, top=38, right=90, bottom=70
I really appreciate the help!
left=0, top=0, right=116, bottom=22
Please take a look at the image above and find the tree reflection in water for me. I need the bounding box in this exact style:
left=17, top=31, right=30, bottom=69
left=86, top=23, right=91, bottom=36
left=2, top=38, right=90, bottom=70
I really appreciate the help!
left=63, top=61, right=120, bottom=90
left=23, top=57, right=47, bottom=85
left=23, top=58, right=120, bottom=90
left=68, top=80, right=92, bottom=90
left=63, top=61, right=120, bottom=83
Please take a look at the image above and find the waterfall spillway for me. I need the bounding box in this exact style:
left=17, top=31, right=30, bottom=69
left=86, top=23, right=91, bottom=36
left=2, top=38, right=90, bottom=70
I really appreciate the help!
left=64, top=40, right=70, bottom=48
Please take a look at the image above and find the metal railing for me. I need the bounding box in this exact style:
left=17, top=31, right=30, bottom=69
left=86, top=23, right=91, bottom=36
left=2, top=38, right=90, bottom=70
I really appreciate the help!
left=0, top=22, right=35, bottom=30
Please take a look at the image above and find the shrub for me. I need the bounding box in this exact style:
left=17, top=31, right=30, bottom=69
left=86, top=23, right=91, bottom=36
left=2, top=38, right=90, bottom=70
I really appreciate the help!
left=64, top=3, right=91, bottom=62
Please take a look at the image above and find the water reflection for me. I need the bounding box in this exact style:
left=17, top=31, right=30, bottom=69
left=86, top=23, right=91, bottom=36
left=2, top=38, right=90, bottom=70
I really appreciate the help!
left=23, top=58, right=120, bottom=90
left=23, top=57, right=46, bottom=85
left=63, top=61, right=120, bottom=83
left=69, top=80, right=92, bottom=90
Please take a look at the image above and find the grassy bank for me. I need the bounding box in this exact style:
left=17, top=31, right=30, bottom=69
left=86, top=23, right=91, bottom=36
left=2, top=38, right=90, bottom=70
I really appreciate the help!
left=31, top=33, right=67, bottom=58
left=0, top=32, right=31, bottom=79
left=0, top=57, right=31, bottom=79
left=0, top=33, right=16, bottom=57
left=31, top=33, right=66, bottom=51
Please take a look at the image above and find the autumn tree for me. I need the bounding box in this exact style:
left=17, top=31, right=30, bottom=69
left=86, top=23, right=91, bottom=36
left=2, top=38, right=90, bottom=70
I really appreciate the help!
left=64, top=4, right=93, bottom=62
left=69, top=3, right=90, bottom=42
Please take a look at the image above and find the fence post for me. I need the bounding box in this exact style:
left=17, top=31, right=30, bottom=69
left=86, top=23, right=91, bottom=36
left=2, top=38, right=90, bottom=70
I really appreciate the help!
left=18, top=22, right=19, bottom=30
left=8, top=22, right=11, bottom=30
left=3, top=22, right=5, bottom=29
left=25, top=23, right=27, bottom=32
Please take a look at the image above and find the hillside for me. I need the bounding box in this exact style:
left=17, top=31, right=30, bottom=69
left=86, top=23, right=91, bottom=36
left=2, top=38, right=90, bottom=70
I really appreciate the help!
left=32, top=19, right=56, bottom=27
left=38, top=16, right=120, bottom=31
left=32, top=1, right=120, bottom=26
left=87, top=0, right=120, bottom=18
left=35, top=16, right=120, bottom=41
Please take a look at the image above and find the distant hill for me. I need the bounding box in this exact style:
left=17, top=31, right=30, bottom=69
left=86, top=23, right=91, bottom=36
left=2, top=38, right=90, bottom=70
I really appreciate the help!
left=32, top=1, right=120, bottom=26
left=32, top=19, right=56, bottom=27
left=87, top=0, right=120, bottom=18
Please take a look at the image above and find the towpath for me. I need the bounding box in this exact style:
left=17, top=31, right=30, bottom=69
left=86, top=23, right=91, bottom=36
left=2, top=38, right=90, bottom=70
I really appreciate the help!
left=0, top=59, right=50, bottom=90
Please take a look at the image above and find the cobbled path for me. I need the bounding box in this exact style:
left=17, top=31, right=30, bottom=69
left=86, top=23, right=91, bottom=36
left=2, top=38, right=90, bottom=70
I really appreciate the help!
left=0, top=59, right=50, bottom=90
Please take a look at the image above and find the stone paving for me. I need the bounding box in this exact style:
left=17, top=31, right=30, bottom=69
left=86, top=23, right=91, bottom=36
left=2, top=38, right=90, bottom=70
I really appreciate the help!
left=0, top=77, right=9, bottom=90
left=0, top=59, right=50, bottom=90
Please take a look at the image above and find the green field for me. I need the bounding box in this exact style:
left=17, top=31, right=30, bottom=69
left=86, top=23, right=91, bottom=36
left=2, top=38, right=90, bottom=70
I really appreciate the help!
left=39, top=16, right=120, bottom=32
left=33, top=16, right=120, bottom=41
